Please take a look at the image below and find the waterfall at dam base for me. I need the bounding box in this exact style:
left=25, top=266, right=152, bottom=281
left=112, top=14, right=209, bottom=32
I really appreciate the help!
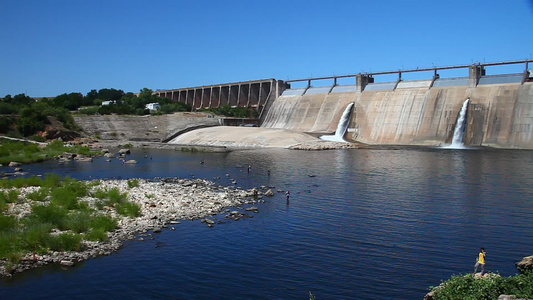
left=444, top=98, right=470, bottom=149
left=320, top=102, right=354, bottom=142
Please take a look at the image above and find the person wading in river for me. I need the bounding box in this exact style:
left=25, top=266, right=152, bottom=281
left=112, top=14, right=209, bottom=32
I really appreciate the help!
left=474, top=247, right=486, bottom=275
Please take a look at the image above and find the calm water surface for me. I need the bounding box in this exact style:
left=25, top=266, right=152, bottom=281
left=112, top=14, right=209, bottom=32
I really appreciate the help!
left=0, top=148, right=532, bottom=299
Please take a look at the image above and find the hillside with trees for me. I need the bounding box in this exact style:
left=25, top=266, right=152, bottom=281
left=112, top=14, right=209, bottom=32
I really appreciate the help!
left=0, top=88, right=190, bottom=141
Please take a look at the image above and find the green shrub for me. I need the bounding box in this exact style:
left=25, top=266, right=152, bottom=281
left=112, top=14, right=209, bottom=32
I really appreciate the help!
left=27, top=187, right=50, bottom=201
left=88, top=180, right=101, bottom=188
left=5, top=250, right=22, bottom=265
left=0, top=232, right=22, bottom=261
left=92, top=188, right=108, bottom=200
left=501, top=270, right=533, bottom=298
left=115, top=201, right=141, bottom=218
left=30, top=135, right=47, bottom=142
left=61, top=177, right=88, bottom=197
left=0, top=176, right=43, bottom=188
left=127, top=179, right=139, bottom=188
left=45, top=140, right=66, bottom=152
left=108, top=188, right=127, bottom=205
left=85, top=228, right=108, bottom=242
left=0, top=215, right=17, bottom=232
left=430, top=272, right=533, bottom=300
left=0, top=198, right=6, bottom=212
left=50, top=187, right=80, bottom=210
left=77, top=106, right=99, bottom=115
left=64, top=211, right=92, bottom=233
left=90, top=215, right=117, bottom=232
left=0, top=189, right=19, bottom=204
left=23, top=223, right=53, bottom=254
left=48, top=233, right=82, bottom=252
left=0, top=146, right=9, bottom=157
left=26, top=204, right=68, bottom=229
left=42, top=173, right=62, bottom=188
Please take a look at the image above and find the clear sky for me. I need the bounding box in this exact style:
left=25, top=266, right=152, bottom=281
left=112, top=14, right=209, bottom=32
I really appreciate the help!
left=1, top=0, right=532, bottom=97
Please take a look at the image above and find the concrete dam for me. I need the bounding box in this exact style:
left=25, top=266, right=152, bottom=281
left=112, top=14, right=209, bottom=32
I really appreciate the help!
left=261, top=60, right=533, bottom=149
left=75, top=60, right=533, bottom=149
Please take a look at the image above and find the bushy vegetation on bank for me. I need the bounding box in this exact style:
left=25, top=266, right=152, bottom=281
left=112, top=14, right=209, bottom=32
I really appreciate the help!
left=0, top=140, right=98, bottom=165
left=198, top=104, right=259, bottom=118
left=76, top=88, right=190, bottom=116
left=0, top=88, right=190, bottom=139
left=0, top=175, right=141, bottom=270
left=0, top=93, right=77, bottom=137
left=428, top=271, right=533, bottom=299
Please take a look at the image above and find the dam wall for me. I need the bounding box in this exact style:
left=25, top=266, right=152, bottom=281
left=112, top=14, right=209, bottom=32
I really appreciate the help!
left=352, top=83, right=533, bottom=148
left=261, top=86, right=356, bottom=133
left=261, top=60, right=533, bottom=149
left=74, top=113, right=222, bottom=142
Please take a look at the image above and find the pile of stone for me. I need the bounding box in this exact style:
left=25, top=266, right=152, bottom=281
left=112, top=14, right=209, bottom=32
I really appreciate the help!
left=516, top=255, right=533, bottom=272
left=289, top=140, right=362, bottom=150
left=0, top=177, right=268, bottom=277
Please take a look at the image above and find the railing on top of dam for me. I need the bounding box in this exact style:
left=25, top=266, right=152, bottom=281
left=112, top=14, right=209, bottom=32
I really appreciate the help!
left=154, top=59, right=531, bottom=118
left=284, top=59, right=532, bottom=93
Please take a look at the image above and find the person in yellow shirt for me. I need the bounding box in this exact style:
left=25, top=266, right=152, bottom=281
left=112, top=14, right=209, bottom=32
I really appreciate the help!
left=474, top=248, right=486, bottom=275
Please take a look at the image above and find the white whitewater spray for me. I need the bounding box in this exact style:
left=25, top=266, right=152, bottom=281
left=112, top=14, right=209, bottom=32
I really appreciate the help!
left=445, top=98, right=470, bottom=149
left=320, top=102, right=354, bottom=142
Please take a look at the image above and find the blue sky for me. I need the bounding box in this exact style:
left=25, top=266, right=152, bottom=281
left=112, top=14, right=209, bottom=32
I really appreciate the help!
left=1, top=0, right=532, bottom=97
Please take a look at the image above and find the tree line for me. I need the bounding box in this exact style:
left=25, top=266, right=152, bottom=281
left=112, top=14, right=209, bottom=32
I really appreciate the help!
left=0, top=88, right=190, bottom=138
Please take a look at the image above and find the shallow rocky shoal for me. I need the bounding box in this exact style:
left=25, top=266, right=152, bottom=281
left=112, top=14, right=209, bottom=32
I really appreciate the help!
left=0, top=177, right=264, bottom=277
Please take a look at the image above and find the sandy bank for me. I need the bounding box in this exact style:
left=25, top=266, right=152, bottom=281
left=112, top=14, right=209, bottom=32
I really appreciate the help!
left=168, top=126, right=321, bottom=148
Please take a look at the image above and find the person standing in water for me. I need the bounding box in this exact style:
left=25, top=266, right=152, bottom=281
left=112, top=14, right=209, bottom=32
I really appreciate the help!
left=286, top=190, right=290, bottom=203
left=474, top=248, right=486, bottom=275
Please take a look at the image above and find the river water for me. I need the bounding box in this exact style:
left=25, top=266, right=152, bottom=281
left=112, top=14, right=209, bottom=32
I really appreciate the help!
left=1, top=147, right=532, bottom=299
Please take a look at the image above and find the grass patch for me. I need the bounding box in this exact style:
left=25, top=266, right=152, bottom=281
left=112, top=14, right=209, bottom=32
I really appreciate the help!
left=48, top=233, right=82, bottom=252
left=0, top=189, right=20, bottom=211
left=127, top=179, right=139, bottom=188
left=115, top=202, right=141, bottom=218
left=25, top=204, right=68, bottom=230
left=26, top=187, right=50, bottom=202
left=85, top=228, right=108, bottom=242
left=0, top=175, right=138, bottom=265
left=90, top=215, right=117, bottom=232
left=92, top=187, right=139, bottom=217
left=0, top=215, right=18, bottom=232
left=64, top=211, right=92, bottom=233
left=0, top=140, right=99, bottom=165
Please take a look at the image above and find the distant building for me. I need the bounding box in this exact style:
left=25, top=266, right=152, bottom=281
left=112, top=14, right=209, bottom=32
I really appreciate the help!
left=101, top=100, right=115, bottom=106
left=145, top=103, right=161, bottom=111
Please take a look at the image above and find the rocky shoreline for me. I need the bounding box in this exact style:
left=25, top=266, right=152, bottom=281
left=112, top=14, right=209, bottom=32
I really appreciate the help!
left=0, top=177, right=275, bottom=278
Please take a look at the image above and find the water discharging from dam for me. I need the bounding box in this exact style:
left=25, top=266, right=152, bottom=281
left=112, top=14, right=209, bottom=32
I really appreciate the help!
left=444, top=98, right=470, bottom=149
left=320, top=102, right=354, bottom=142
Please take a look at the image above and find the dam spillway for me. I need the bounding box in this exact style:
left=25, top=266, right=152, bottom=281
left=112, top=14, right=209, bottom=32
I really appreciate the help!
left=259, top=60, right=533, bottom=149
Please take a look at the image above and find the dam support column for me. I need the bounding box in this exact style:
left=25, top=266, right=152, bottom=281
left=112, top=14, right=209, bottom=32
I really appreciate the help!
left=469, top=64, right=485, bottom=87
left=356, top=74, right=373, bottom=92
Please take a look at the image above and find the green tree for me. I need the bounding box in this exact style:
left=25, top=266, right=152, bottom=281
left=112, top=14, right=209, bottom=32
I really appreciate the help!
left=85, top=89, right=98, bottom=105
left=98, top=88, right=124, bottom=101
left=11, top=94, right=34, bottom=107
left=17, top=107, right=48, bottom=136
